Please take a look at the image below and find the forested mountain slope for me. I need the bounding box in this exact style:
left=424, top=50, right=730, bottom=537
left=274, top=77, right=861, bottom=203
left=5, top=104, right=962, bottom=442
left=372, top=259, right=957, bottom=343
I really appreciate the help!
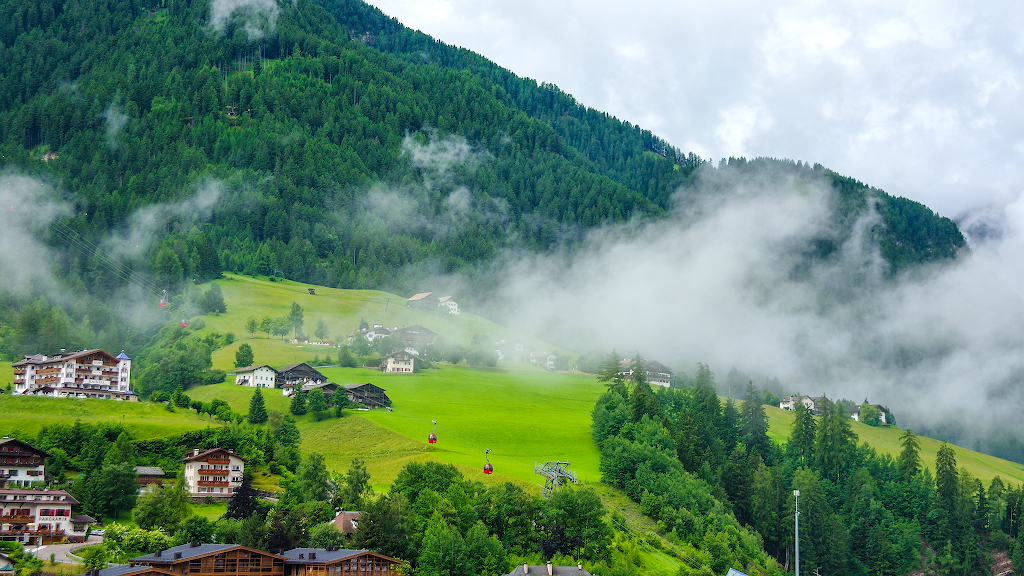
left=0, top=0, right=964, bottom=358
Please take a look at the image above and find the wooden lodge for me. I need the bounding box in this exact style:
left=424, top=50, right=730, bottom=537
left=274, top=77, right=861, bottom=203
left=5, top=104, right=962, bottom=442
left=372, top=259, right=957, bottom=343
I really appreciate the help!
left=112, top=545, right=401, bottom=576
left=281, top=548, right=402, bottom=576
left=343, top=383, right=390, bottom=409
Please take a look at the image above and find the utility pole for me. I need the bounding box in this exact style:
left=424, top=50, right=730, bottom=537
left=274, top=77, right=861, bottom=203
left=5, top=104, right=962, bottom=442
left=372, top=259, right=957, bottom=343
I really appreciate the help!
left=794, top=489, right=800, bottom=576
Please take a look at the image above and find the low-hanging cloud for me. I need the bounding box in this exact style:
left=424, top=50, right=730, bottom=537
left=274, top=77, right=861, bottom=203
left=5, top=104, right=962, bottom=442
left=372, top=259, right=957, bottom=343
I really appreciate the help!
left=488, top=168, right=1024, bottom=441
left=104, top=180, right=223, bottom=259
left=0, top=172, right=72, bottom=296
left=209, top=0, right=279, bottom=39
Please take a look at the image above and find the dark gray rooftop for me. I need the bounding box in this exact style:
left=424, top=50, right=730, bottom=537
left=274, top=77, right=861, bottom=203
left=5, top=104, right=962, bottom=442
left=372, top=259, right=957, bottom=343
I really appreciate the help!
left=280, top=549, right=384, bottom=564
left=131, top=544, right=244, bottom=563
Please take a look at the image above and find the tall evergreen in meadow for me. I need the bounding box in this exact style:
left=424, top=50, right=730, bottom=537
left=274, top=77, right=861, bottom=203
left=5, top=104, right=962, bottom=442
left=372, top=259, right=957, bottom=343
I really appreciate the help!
left=248, top=389, right=268, bottom=425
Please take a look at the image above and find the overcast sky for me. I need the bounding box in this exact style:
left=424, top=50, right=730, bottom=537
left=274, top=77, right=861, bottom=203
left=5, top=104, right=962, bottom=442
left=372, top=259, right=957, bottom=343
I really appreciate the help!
left=364, top=0, right=1024, bottom=221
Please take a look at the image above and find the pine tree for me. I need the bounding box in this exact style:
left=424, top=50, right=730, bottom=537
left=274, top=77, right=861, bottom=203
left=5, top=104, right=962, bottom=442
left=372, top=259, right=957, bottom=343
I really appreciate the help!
left=740, top=382, right=772, bottom=462
left=897, top=428, right=922, bottom=480
left=248, top=388, right=268, bottom=424
left=290, top=388, right=307, bottom=416
left=789, top=396, right=817, bottom=467
left=813, top=396, right=857, bottom=483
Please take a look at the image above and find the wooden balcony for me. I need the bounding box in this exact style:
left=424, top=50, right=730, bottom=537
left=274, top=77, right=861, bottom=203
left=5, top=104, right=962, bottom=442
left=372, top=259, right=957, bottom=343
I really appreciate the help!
left=201, top=469, right=229, bottom=475
left=205, top=457, right=230, bottom=464
left=197, top=480, right=229, bottom=486
left=2, top=514, right=34, bottom=521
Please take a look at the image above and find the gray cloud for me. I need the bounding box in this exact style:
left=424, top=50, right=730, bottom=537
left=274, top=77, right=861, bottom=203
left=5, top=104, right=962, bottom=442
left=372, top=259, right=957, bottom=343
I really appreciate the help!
left=209, top=0, right=280, bottom=39
left=0, top=172, right=71, bottom=296
left=485, top=168, right=1024, bottom=440
left=365, top=0, right=1024, bottom=219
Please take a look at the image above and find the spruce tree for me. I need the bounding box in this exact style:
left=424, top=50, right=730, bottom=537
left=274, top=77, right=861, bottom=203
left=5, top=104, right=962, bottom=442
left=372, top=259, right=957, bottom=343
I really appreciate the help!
left=897, top=428, right=922, bottom=480
left=740, top=382, right=772, bottom=462
left=290, top=388, right=307, bottom=416
left=248, top=388, right=268, bottom=424
left=789, top=396, right=817, bottom=467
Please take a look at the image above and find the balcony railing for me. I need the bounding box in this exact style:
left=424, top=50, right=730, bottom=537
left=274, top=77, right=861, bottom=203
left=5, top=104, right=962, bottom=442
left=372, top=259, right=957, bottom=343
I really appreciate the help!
left=2, top=514, right=34, bottom=521
left=205, top=458, right=230, bottom=464
left=200, top=469, right=229, bottom=475
left=197, top=480, right=229, bottom=487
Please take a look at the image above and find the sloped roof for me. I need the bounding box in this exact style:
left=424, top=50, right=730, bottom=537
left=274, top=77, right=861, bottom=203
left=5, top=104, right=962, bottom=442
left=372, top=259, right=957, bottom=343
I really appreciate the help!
left=233, top=364, right=278, bottom=374
left=280, top=548, right=400, bottom=566
left=13, top=349, right=116, bottom=367
left=0, top=437, right=52, bottom=458
left=75, top=567, right=177, bottom=576
left=503, top=565, right=593, bottom=576
left=133, top=466, right=165, bottom=476
left=132, top=544, right=284, bottom=564
left=182, top=447, right=247, bottom=463
left=406, top=292, right=434, bottom=301
left=116, top=351, right=132, bottom=360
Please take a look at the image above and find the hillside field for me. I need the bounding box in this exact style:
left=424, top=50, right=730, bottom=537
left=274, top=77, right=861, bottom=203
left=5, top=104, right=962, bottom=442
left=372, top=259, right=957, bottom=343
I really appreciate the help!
left=188, top=365, right=605, bottom=491
left=201, top=274, right=563, bottom=374
left=0, top=394, right=221, bottom=438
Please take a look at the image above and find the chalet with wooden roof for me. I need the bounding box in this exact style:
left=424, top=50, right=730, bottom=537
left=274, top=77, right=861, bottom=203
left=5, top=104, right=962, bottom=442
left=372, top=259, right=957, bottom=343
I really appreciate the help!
left=134, top=466, right=166, bottom=486
left=130, top=544, right=286, bottom=576
left=343, top=383, right=390, bottom=409
left=281, top=548, right=402, bottom=576
left=390, top=325, right=437, bottom=354
left=77, top=567, right=178, bottom=576
left=278, top=363, right=326, bottom=396
left=331, top=511, right=360, bottom=534
left=12, top=349, right=135, bottom=400
left=437, top=296, right=459, bottom=315
left=617, top=359, right=674, bottom=388
left=233, top=365, right=278, bottom=388
left=378, top=352, right=432, bottom=374
left=181, top=448, right=245, bottom=498
left=0, top=437, right=49, bottom=488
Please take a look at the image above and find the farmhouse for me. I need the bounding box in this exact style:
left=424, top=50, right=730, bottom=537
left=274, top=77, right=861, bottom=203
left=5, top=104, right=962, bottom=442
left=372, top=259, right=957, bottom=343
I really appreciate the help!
left=617, top=359, right=674, bottom=388
left=437, top=296, right=460, bottom=315
left=343, top=383, right=390, bottom=409
left=849, top=403, right=892, bottom=424
left=278, top=363, right=326, bottom=396
left=493, top=340, right=533, bottom=362
left=12, top=349, right=135, bottom=400
left=348, top=323, right=395, bottom=343
left=0, top=437, right=48, bottom=488
left=134, top=466, right=166, bottom=486
left=530, top=352, right=558, bottom=370
left=299, top=381, right=342, bottom=400
left=0, top=488, right=93, bottom=545
left=181, top=448, right=245, bottom=498
left=779, top=395, right=824, bottom=413
left=406, top=292, right=439, bottom=310
left=234, top=365, right=278, bottom=388
left=390, top=325, right=437, bottom=354
left=380, top=351, right=432, bottom=374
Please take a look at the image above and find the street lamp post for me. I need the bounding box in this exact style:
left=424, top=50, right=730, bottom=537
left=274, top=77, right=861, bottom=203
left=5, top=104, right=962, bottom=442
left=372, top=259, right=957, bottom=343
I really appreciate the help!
left=794, top=489, right=800, bottom=576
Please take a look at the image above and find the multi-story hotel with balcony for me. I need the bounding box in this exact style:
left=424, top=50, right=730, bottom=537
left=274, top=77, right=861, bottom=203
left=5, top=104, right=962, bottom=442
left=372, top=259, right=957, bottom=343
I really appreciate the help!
left=12, top=349, right=136, bottom=400
left=182, top=448, right=245, bottom=498
left=0, top=437, right=49, bottom=488
left=0, top=488, right=94, bottom=545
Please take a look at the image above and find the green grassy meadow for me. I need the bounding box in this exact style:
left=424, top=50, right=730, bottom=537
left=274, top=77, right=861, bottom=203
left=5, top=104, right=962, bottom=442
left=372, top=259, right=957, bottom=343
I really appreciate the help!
left=0, top=394, right=220, bottom=438
left=186, top=366, right=605, bottom=492
left=764, top=404, right=1024, bottom=484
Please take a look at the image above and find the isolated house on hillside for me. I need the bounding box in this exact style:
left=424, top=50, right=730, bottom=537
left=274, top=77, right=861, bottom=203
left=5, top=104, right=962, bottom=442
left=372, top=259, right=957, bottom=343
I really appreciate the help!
left=849, top=404, right=892, bottom=424
left=181, top=448, right=245, bottom=498
left=406, top=292, right=440, bottom=310
left=779, top=395, right=825, bottom=414
left=133, top=466, right=166, bottom=486
left=348, top=323, right=394, bottom=343
left=234, top=365, right=278, bottom=388
left=494, top=340, right=534, bottom=362
left=437, top=296, right=460, bottom=315
left=379, top=351, right=433, bottom=373
left=0, top=437, right=49, bottom=488
left=12, top=349, right=135, bottom=400
left=391, top=325, right=437, bottom=354
left=617, top=359, right=674, bottom=388
left=530, top=352, right=558, bottom=370
left=332, top=510, right=361, bottom=534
